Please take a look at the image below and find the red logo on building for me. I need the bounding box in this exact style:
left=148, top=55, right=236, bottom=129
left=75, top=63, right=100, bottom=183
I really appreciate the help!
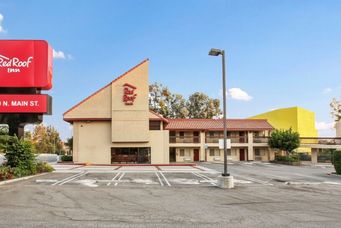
left=123, top=83, right=137, bottom=105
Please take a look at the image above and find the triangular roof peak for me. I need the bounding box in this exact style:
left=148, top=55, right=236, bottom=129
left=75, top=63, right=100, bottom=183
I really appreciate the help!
left=63, top=59, right=149, bottom=117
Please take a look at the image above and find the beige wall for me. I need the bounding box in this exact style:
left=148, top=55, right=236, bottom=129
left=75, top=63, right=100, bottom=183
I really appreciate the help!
left=111, top=61, right=149, bottom=142
left=64, top=84, right=112, bottom=119
left=72, top=121, right=169, bottom=164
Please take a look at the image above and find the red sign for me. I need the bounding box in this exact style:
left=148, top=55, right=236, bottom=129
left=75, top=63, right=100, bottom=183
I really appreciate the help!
left=0, top=40, right=53, bottom=90
left=0, top=94, right=51, bottom=113
left=123, top=83, right=137, bottom=105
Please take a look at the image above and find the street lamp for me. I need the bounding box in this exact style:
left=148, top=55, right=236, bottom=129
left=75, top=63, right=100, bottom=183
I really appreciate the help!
left=209, top=48, right=230, bottom=177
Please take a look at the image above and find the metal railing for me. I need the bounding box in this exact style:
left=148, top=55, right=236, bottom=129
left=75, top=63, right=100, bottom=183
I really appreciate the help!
left=205, top=136, right=248, bottom=143
left=253, top=137, right=269, bottom=143
left=300, top=137, right=341, bottom=145
left=252, top=137, right=341, bottom=145
left=169, top=136, right=201, bottom=143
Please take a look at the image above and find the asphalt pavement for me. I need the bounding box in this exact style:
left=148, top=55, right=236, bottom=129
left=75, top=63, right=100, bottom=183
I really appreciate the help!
left=0, top=163, right=341, bottom=227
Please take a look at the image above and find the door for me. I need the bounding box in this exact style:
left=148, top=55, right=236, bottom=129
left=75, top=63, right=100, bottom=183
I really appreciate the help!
left=169, top=148, right=176, bottom=162
left=239, top=149, right=245, bottom=161
left=193, top=131, right=200, bottom=143
left=193, top=149, right=200, bottom=161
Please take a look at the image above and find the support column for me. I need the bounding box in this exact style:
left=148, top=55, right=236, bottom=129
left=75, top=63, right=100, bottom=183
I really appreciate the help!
left=311, top=148, right=318, bottom=164
left=336, top=120, right=341, bottom=137
left=247, top=131, right=254, bottom=161
left=200, top=131, right=206, bottom=162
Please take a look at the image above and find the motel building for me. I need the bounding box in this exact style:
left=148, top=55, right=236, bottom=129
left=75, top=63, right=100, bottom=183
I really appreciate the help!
left=63, top=59, right=274, bottom=165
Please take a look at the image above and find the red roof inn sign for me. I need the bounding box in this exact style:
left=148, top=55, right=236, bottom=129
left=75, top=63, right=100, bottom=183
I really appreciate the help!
left=123, top=83, right=137, bottom=105
left=0, top=40, right=52, bottom=89
left=0, top=40, right=53, bottom=136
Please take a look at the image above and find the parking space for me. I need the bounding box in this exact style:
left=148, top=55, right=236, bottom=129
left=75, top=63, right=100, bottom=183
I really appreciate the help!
left=30, top=167, right=223, bottom=188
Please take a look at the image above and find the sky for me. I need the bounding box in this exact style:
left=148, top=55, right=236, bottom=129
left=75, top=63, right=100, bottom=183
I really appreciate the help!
left=0, top=0, right=340, bottom=139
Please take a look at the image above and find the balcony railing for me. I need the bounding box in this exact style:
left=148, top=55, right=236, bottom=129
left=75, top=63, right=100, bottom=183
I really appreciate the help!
left=205, top=136, right=248, bottom=144
left=252, top=137, right=341, bottom=145
left=169, top=136, right=201, bottom=143
left=253, top=137, right=269, bottom=143
left=300, top=137, right=341, bottom=145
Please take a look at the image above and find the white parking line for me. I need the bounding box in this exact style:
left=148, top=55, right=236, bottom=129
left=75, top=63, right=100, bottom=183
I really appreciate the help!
left=107, top=172, right=121, bottom=186
left=192, top=172, right=216, bottom=186
left=155, top=172, right=164, bottom=186
left=233, top=174, right=273, bottom=186
left=114, top=172, right=125, bottom=186
left=159, top=172, right=171, bottom=186
left=53, top=171, right=88, bottom=186
left=51, top=172, right=84, bottom=186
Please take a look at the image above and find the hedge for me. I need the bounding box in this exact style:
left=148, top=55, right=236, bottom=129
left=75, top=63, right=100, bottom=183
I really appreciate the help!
left=61, top=155, right=73, bottom=162
left=333, top=151, right=341, bottom=175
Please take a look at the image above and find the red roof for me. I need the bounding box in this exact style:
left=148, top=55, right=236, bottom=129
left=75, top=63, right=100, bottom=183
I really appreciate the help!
left=165, top=119, right=273, bottom=131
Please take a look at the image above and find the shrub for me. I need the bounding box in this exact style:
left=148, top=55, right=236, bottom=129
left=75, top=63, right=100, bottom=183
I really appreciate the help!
left=0, top=166, right=13, bottom=181
left=275, top=154, right=300, bottom=163
left=333, top=151, right=341, bottom=175
left=36, top=162, right=54, bottom=173
left=5, top=136, right=36, bottom=168
left=61, top=155, right=73, bottom=162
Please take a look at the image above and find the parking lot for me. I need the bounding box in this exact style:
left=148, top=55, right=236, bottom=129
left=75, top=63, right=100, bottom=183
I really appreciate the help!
left=1, top=162, right=341, bottom=227
left=31, top=165, right=221, bottom=188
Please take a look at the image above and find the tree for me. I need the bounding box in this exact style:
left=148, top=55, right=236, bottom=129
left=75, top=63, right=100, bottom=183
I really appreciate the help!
left=66, top=137, right=73, bottom=153
left=268, top=128, right=300, bottom=156
left=187, top=92, right=221, bottom=118
left=149, top=83, right=189, bottom=118
left=149, top=83, right=221, bottom=119
left=30, top=124, right=64, bottom=154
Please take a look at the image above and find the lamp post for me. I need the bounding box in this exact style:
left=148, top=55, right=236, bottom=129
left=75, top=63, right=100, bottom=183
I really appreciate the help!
left=209, top=48, right=233, bottom=188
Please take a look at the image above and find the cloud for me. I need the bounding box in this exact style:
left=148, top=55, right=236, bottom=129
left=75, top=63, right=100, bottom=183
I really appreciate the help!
left=0, top=13, right=6, bottom=33
left=53, top=49, right=73, bottom=60
left=228, top=88, right=253, bottom=101
left=53, top=49, right=66, bottom=59
left=322, top=87, right=332, bottom=94
left=316, top=121, right=334, bottom=131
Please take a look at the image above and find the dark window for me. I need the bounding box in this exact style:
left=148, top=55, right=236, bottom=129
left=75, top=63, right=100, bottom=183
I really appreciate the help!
left=255, top=149, right=261, bottom=156
left=149, top=120, right=161, bottom=130
left=179, top=131, right=185, bottom=138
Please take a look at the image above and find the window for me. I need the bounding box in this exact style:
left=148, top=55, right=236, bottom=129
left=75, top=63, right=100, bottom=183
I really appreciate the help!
left=214, top=150, right=220, bottom=157
left=227, top=149, right=231, bottom=156
left=180, top=149, right=185, bottom=157
left=149, top=121, right=161, bottom=130
left=209, top=149, right=215, bottom=156
left=209, top=131, right=215, bottom=137
left=179, top=131, right=185, bottom=138
left=255, top=149, right=261, bottom=156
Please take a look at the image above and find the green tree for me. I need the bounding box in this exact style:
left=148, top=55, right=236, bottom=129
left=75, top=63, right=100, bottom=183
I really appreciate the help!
left=31, top=124, right=64, bottom=154
left=187, top=92, right=221, bottom=118
left=66, top=137, right=73, bottom=153
left=268, top=128, right=300, bottom=156
left=149, top=83, right=221, bottom=119
left=149, top=83, right=189, bottom=118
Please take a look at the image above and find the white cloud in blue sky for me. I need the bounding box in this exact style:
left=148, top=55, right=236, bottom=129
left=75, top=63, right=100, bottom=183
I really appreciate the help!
left=53, top=49, right=72, bottom=60
left=228, top=88, right=253, bottom=101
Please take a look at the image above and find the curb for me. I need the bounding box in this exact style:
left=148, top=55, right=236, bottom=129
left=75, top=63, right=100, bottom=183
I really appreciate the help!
left=0, top=173, right=48, bottom=186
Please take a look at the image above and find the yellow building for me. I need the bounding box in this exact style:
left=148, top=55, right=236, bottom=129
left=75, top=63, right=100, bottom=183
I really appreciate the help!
left=250, top=107, right=318, bottom=153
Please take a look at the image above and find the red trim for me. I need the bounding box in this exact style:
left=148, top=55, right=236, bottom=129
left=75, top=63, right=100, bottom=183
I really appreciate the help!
left=149, top=110, right=169, bottom=123
left=63, top=118, right=111, bottom=123
left=72, top=163, right=197, bottom=166
left=63, top=59, right=149, bottom=117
